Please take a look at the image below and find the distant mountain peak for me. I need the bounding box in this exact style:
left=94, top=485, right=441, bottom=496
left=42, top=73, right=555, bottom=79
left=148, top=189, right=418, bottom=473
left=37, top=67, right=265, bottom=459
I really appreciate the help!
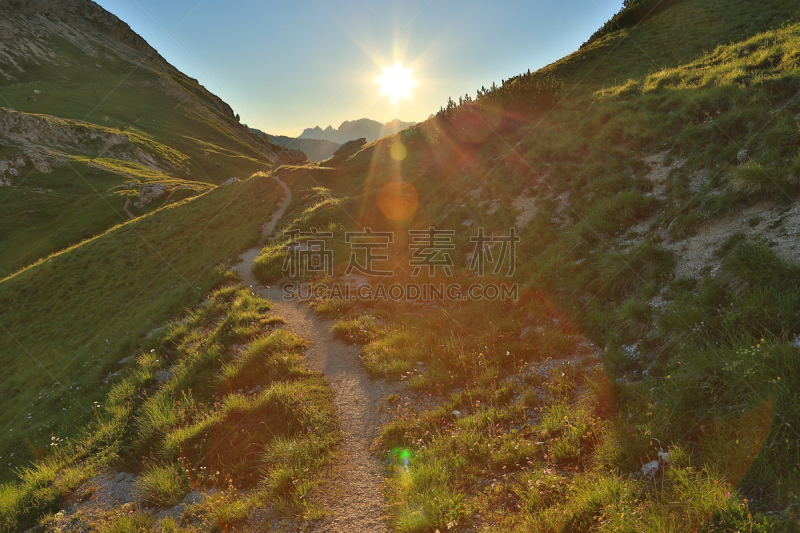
left=299, top=118, right=416, bottom=143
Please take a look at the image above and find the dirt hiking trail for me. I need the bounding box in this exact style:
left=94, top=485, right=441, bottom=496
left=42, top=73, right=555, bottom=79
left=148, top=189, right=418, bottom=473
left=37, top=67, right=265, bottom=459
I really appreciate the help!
left=234, top=173, right=397, bottom=532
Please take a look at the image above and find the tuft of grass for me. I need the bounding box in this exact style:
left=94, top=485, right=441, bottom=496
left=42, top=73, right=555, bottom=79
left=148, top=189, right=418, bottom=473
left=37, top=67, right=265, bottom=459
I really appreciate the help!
left=331, top=314, right=384, bottom=345
left=219, top=330, right=309, bottom=393
left=314, top=298, right=356, bottom=317
left=98, top=513, right=156, bottom=533
left=360, top=331, right=421, bottom=375
left=727, top=161, right=795, bottom=197
left=253, top=242, right=287, bottom=283
left=135, top=463, right=192, bottom=507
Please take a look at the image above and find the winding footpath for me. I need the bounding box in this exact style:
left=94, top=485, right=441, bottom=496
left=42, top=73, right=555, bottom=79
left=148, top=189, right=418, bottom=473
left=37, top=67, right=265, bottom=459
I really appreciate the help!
left=234, top=173, right=396, bottom=532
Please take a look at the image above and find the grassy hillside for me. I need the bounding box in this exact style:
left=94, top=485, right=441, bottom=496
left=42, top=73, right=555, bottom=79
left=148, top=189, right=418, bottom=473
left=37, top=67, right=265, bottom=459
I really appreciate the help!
left=0, top=285, right=339, bottom=532
left=2, top=0, right=800, bottom=530
left=0, top=1, right=283, bottom=274
left=0, top=144, right=216, bottom=276
left=249, top=0, right=800, bottom=529
left=0, top=4, right=278, bottom=181
left=0, top=172, right=281, bottom=483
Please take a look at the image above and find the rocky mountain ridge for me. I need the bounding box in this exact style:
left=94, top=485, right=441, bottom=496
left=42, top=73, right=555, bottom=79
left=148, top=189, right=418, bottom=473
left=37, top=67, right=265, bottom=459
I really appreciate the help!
left=299, top=117, right=416, bottom=143
left=247, top=128, right=341, bottom=162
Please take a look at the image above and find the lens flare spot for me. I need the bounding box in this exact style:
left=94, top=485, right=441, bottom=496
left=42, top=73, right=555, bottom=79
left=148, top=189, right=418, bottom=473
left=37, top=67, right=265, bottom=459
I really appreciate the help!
left=389, top=447, right=414, bottom=472
left=390, top=142, right=407, bottom=161
left=378, top=181, right=418, bottom=222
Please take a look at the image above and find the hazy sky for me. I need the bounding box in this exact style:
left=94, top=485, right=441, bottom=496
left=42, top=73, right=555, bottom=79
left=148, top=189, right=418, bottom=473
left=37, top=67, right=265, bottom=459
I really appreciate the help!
left=95, top=1, right=622, bottom=136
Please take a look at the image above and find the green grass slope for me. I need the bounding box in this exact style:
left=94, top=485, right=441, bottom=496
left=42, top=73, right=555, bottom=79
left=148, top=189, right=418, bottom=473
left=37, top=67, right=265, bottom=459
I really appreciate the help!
left=0, top=172, right=280, bottom=483
left=0, top=286, right=339, bottom=532
left=0, top=1, right=279, bottom=182
left=249, top=0, right=800, bottom=528
left=0, top=0, right=284, bottom=274
left=2, top=0, right=800, bottom=530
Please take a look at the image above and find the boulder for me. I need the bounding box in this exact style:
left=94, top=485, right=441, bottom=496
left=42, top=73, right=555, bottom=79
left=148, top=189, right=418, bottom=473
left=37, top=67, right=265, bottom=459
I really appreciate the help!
left=8, top=168, right=19, bottom=177
left=134, top=182, right=169, bottom=208
left=277, top=149, right=309, bottom=166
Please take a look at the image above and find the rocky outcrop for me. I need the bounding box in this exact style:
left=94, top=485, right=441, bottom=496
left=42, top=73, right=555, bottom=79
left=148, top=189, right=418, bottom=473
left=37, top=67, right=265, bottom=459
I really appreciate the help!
left=134, top=182, right=169, bottom=209
left=0, top=148, right=56, bottom=180
left=0, top=108, right=172, bottom=173
left=220, top=177, right=240, bottom=186
left=0, top=0, right=168, bottom=68
left=277, top=149, right=309, bottom=166
left=0, top=0, right=239, bottom=123
left=334, top=138, right=367, bottom=156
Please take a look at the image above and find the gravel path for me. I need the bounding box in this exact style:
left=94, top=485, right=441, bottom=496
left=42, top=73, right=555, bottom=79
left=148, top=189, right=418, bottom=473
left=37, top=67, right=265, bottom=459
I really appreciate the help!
left=122, top=195, right=134, bottom=219
left=235, top=172, right=396, bottom=532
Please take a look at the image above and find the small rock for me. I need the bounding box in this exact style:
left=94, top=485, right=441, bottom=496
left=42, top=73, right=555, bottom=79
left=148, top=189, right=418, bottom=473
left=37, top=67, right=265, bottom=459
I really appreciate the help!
left=737, top=149, right=749, bottom=162
left=154, top=368, right=173, bottom=383
left=452, top=410, right=462, bottom=418
left=641, top=459, right=659, bottom=479
left=144, top=325, right=166, bottom=340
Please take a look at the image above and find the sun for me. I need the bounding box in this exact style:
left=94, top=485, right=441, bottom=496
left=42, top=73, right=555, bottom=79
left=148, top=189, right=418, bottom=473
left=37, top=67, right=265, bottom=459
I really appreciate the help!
left=377, top=62, right=416, bottom=102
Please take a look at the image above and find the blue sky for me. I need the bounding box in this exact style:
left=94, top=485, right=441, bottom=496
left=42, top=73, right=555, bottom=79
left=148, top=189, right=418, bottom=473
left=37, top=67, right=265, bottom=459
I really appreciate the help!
left=95, top=0, right=622, bottom=136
